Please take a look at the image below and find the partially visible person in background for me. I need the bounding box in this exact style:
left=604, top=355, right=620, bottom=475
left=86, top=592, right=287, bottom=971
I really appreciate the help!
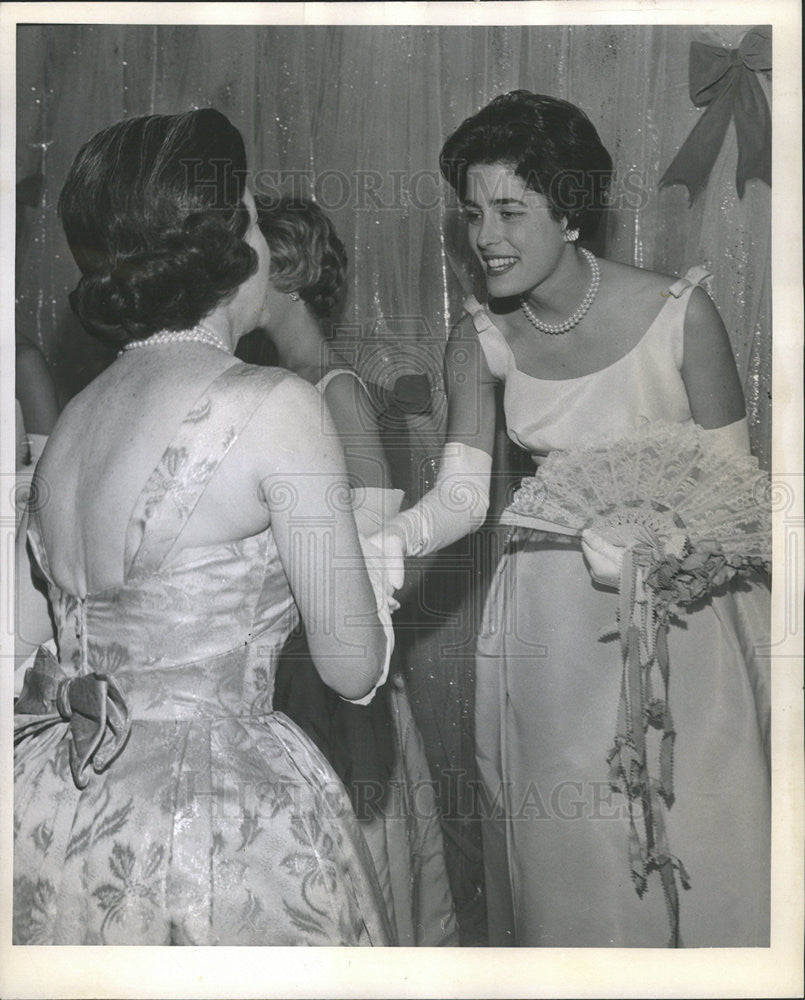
left=14, top=338, right=61, bottom=688
left=241, top=194, right=457, bottom=946
left=15, top=338, right=60, bottom=501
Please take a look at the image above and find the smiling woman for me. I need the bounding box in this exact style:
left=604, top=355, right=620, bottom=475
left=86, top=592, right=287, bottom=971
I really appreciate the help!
left=461, top=164, right=596, bottom=323
left=372, top=90, right=771, bottom=948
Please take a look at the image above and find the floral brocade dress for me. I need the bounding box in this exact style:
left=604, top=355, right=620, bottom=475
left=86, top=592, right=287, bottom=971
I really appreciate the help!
left=13, top=363, right=393, bottom=946
left=468, top=269, right=771, bottom=947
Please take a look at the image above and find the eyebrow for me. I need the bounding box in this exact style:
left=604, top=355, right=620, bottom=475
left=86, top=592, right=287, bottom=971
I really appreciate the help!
left=461, top=196, right=527, bottom=208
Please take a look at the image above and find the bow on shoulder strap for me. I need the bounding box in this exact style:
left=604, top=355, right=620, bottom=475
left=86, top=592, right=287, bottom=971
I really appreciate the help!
left=660, top=26, right=771, bottom=203
left=15, top=645, right=131, bottom=790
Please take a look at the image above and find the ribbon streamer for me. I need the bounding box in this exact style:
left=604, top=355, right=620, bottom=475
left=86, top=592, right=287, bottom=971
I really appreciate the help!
left=660, top=26, right=771, bottom=203
left=14, top=645, right=131, bottom=790
left=607, top=548, right=688, bottom=946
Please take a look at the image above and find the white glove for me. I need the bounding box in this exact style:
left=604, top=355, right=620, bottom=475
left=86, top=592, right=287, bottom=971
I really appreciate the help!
left=385, top=442, right=492, bottom=557
left=352, top=486, right=405, bottom=599
left=581, top=528, right=649, bottom=601
left=351, top=486, right=405, bottom=539
left=581, top=528, right=625, bottom=589
left=341, top=487, right=405, bottom=705
left=700, top=417, right=751, bottom=456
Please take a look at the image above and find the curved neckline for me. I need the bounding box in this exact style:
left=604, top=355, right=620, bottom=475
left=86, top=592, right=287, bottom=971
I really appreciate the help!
left=482, top=288, right=680, bottom=385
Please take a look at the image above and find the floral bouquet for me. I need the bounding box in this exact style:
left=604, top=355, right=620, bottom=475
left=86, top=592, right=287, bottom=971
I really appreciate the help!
left=501, top=421, right=771, bottom=946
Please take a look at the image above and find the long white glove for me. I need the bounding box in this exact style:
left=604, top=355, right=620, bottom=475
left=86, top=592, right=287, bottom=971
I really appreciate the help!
left=342, top=487, right=405, bottom=705
left=581, top=418, right=752, bottom=589
left=351, top=486, right=405, bottom=542
left=700, top=416, right=751, bottom=456
left=382, top=442, right=492, bottom=558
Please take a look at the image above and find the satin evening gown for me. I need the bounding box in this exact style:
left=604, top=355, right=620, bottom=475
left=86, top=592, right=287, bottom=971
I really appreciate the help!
left=13, top=363, right=393, bottom=946
left=469, top=269, right=771, bottom=947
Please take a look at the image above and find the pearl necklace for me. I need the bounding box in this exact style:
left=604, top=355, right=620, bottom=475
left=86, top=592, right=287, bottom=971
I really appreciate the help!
left=121, top=322, right=231, bottom=354
left=520, top=248, right=600, bottom=335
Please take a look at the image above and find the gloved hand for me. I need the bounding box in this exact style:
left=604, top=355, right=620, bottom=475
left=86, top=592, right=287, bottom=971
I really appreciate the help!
left=359, top=530, right=405, bottom=614
left=386, top=442, right=492, bottom=558
left=581, top=528, right=648, bottom=600
left=581, top=528, right=625, bottom=589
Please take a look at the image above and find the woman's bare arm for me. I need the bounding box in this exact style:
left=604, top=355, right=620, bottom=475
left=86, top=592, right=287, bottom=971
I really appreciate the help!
left=256, top=377, right=389, bottom=700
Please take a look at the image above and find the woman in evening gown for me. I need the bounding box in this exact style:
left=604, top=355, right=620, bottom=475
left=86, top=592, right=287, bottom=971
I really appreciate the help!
left=242, top=195, right=457, bottom=946
left=375, top=91, right=771, bottom=947
left=13, top=109, right=395, bottom=946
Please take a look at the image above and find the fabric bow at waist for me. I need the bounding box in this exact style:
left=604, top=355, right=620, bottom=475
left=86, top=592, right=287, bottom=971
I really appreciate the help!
left=14, top=645, right=131, bottom=790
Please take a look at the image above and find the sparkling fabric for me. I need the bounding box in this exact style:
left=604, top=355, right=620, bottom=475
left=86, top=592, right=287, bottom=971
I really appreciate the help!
left=13, top=364, right=393, bottom=946
left=16, top=24, right=771, bottom=475
left=14, top=27, right=773, bottom=940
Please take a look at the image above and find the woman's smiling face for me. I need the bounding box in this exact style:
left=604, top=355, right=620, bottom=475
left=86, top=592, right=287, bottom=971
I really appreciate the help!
left=463, top=162, right=565, bottom=299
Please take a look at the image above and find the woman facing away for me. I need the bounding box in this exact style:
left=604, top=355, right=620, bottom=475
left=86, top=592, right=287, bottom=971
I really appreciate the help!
left=375, top=91, right=771, bottom=947
left=13, top=109, right=396, bottom=946
left=240, top=195, right=458, bottom=946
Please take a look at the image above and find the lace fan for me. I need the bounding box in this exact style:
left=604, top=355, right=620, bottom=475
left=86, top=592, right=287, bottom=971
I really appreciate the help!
left=501, top=421, right=771, bottom=946
left=501, top=421, right=771, bottom=567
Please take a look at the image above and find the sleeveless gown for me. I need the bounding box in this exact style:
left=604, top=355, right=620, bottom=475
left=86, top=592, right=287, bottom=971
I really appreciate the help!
left=13, top=363, right=394, bottom=946
left=469, top=269, right=771, bottom=947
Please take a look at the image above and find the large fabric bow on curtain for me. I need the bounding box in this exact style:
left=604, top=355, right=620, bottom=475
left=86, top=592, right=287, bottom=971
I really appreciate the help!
left=660, top=26, right=771, bottom=203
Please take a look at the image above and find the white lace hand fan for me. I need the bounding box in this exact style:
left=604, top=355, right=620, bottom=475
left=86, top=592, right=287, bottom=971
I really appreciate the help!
left=501, top=421, right=771, bottom=947
left=501, top=421, right=770, bottom=570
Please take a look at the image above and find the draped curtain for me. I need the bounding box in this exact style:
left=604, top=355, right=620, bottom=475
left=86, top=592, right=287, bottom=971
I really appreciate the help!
left=16, top=23, right=772, bottom=467
left=14, top=23, right=773, bottom=941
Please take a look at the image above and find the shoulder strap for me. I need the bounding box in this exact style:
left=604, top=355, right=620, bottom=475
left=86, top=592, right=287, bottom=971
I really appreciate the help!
left=26, top=500, right=53, bottom=586
left=659, top=267, right=713, bottom=370
left=124, top=363, right=287, bottom=581
left=667, top=265, right=712, bottom=298
left=316, top=367, right=368, bottom=395
left=463, top=296, right=513, bottom=381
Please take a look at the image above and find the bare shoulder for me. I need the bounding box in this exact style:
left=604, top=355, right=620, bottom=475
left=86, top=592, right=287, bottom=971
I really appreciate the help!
left=598, top=257, right=676, bottom=298
left=684, top=283, right=724, bottom=327
left=320, top=369, right=378, bottom=430
left=231, top=361, right=312, bottom=395
left=246, top=364, right=323, bottom=418
left=320, top=367, right=364, bottom=398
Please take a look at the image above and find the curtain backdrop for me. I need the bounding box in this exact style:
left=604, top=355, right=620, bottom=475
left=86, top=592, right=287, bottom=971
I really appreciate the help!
left=16, top=23, right=772, bottom=464
left=14, top=22, right=773, bottom=943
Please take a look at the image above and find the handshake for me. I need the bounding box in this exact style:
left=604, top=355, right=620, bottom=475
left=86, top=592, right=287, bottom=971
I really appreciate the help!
left=360, top=528, right=406, bottom=614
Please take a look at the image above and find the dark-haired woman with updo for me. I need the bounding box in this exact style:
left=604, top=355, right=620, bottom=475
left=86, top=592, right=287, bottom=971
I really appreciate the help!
left=373, top=91, right=770, bottom=946
left=13, top=110, right=394, bottom=945
left=238, top=195, right=457, bottom=946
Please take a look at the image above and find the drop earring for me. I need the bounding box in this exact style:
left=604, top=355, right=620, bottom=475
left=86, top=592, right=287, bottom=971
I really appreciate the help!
left=562, top=227, right=580, bottom=243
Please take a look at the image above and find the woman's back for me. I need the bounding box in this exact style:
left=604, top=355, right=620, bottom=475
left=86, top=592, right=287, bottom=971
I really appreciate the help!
left=32, top=359, right=299, bottom=674
left=16, top=356, right=396, bottom=945
left=15, top=105, right=395, bottom=947
left=37, top=349, right=277, bottom=595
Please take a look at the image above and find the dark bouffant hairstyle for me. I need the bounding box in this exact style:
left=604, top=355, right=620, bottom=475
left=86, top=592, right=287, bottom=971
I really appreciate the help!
left=59, top=108, right=257, bottom=345
left=255, top=196, right=348, bottom=319
left=439, top=90, right=613, bottom=239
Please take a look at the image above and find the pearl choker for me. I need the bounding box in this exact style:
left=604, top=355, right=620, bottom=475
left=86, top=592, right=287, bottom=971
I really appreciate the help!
left=121, top=322, right=231, bottom=354
left=520, top=248, right=600, bottom=335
